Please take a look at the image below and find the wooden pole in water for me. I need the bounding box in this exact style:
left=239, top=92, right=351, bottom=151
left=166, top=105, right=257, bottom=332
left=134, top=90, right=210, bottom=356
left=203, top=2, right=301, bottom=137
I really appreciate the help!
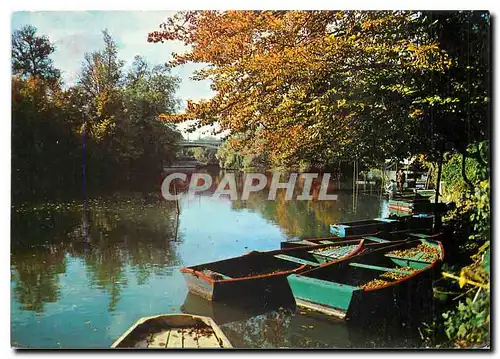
left=352, top=160, right=355, bottom=191
left=174, top=183, right=180, bottom=215
left=338, top=161, right=341, bottom=191
left=381, top=166, right=384, bottom=196
left=434, top=157, right=443, bottom=205
left=173, top=183, right=180, bottom=241
left=352, top=160, right=359, bottom=212
left=433, top=153, right=444, bottom=232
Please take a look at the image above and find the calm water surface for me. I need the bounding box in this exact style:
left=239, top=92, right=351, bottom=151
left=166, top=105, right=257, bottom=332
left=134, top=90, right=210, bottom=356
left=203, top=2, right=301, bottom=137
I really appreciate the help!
left=11, top=171, right=422, bottom=348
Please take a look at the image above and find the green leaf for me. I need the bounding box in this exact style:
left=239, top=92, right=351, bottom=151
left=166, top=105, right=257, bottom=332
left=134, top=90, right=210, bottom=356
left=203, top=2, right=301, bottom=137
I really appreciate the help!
left=457, top=324, right=467, bottom=338
left=482, top=249, right=490, bottom=276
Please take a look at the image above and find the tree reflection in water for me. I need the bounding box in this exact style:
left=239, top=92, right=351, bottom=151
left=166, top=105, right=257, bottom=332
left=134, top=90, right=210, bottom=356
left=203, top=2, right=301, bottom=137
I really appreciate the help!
left=11, top=193, right=179, bottom=313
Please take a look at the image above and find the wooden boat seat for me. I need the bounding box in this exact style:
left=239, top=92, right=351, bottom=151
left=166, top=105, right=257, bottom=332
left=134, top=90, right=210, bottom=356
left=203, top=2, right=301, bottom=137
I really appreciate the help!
left=409, top=233, right=432, bottom=239
left=363, top=236, right=390, bottom=243
left=274, top=254, right=320, bottom=267
left=349, top=262, right=413, bottom=275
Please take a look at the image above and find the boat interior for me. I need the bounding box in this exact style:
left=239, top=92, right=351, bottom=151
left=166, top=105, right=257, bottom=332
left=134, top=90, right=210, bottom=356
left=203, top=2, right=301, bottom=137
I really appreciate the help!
left=113, top=315, right=228, bottom=349
left=188, top=244, right=362, bottom=279
left=282, top=230, right=429, bottom=249
left=298, top=240, right=438, bottom=287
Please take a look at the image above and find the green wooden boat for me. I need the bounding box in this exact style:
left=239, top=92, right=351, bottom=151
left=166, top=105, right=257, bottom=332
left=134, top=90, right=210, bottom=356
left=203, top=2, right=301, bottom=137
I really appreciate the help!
left=287, top=235, right=444, bottom=320
left=281, top=229, right=432, bottom=249
left=281, top=232, right=381, bottom=249
left=181, top=238, right=396, bottom=302
left=328, top=214, right=434, bottom=238
left=329, top=218, right=400, bottom=237
left=388, top=198, right=447, bottom=215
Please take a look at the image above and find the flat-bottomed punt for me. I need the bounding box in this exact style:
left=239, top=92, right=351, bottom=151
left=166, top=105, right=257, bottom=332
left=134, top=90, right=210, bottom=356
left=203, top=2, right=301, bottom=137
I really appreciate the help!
left=329, top=214, right=434, bottom=237
left=181, top=238, right=397, bottom=302
left=282, top=227, right=434, bottom=249
left=388, top=198, right=447, bottom=215
left=287, top=236, right=444, bottom=320
left=329, top=218, right=400, bottom=237
left=111, top=314, right=232, bottom=349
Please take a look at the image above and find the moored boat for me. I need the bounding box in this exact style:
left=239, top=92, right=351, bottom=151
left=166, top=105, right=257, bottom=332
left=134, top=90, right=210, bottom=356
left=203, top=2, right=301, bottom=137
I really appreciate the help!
left=388, top=198, right=447, bottom=214
left=281, top=232, right=381, bottom=249
left=111, top=314, right=232, bottom=349
left=329, top=214, right=434, bottom=237
left=287, top=236, right=444, bottom=320
left=180, top=238, right=395, bottom=302
left=281, top=229, right=433, bottom=249
left=329, top=218, right=400, bottom=237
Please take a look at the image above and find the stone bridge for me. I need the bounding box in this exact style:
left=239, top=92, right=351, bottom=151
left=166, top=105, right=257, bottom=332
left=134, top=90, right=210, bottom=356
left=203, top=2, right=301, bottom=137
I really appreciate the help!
left=178, top=140, right=223, bottom=150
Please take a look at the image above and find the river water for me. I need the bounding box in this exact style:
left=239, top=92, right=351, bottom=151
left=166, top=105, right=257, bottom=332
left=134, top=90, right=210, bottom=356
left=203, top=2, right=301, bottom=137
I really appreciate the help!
left=11, top=170, right=425, bottom=348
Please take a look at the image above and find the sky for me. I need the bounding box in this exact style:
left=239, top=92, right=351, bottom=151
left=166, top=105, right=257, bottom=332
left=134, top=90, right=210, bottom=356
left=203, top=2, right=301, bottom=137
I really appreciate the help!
left=11, top=11, right=216, bottom=138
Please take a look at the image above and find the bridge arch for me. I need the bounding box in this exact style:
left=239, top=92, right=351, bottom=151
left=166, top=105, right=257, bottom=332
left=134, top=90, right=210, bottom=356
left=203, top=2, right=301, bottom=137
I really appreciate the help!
left=178, top=140, right=223, bottom=150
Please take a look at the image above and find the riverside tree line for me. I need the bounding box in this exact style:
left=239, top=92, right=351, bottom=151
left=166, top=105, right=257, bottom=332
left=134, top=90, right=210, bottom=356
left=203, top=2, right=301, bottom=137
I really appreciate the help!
left=12, top=26, right=181, bottom=201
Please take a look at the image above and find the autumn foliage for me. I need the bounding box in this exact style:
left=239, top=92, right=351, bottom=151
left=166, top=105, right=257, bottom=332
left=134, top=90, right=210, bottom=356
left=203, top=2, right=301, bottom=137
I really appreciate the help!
left=148, top=11, right=468, bottom=169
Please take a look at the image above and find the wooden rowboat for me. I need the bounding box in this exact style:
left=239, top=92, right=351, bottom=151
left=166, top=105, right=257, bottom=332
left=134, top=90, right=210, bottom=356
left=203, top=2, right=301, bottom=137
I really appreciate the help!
left=180, top=238, right=396, bottom=302
left=328, top=215, right=434, bottom=237
left=287, top=235, right=444, bottom=320
left=111, top=314, right=232, bottom=349
left=281, top=232, right=381, bottom=249
left=281, top=228, right=433, bottom=249
left=388, top=198, right=447, bottom=215
left=329, top=218, right=400, bottom=237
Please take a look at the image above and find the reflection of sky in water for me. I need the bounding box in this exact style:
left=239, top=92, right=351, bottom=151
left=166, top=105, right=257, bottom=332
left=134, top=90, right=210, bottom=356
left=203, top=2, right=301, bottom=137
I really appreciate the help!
left=12, top=256, right=189, bottom=348
left=379, top=198, right=390, bottom=219
left=177, top=196, right=287, bottom=266
left=11, top=191, right=394, bottom=348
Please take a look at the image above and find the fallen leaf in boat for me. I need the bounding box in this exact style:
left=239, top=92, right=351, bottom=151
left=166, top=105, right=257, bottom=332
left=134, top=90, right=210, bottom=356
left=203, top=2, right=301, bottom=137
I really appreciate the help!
left=299, top=311, right=307, bottom=315
left=388, top=244, right=439, bottom=261
left=360, top=279, right=391, bottom=290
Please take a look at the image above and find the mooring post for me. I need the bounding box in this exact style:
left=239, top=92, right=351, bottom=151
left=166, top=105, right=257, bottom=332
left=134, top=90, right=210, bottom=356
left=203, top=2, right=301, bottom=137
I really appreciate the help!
left=433, top=153, right=444, bottom=232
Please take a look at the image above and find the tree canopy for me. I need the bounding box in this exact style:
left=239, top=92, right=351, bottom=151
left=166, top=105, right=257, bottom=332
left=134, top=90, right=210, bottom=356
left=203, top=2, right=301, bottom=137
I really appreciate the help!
left=12, top=25, right=61, bottom=82
left=149, top=10, right=490, bottom=169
